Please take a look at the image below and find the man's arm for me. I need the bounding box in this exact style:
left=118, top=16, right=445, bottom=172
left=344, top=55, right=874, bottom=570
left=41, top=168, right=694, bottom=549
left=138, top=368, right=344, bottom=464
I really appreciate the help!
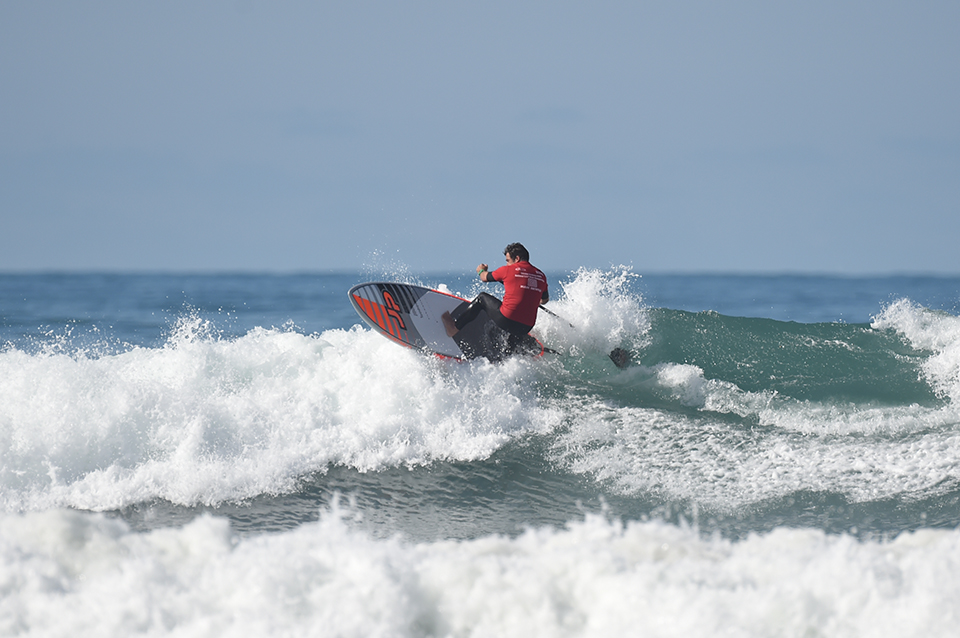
left=477, top=264, right=495, bottom=282
left=541, top=289, right=549, bottom=304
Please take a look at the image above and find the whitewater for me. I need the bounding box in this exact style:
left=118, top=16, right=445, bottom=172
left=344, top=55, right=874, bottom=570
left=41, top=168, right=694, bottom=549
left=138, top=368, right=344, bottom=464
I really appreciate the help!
left=2, top=270, right=960, bottom=636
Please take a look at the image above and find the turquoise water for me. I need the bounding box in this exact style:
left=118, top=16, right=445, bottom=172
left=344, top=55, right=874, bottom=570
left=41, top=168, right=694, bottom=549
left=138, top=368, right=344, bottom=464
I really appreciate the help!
left=2, top=270, right=960, bottom=636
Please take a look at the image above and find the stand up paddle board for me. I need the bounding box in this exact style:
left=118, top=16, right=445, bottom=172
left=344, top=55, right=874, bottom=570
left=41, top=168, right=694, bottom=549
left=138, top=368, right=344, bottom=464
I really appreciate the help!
left=348, top=282, right=544, bottom=361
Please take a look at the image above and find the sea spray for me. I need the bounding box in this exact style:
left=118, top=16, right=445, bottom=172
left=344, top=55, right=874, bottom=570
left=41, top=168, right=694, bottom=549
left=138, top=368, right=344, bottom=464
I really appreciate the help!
left=0, top=320, right=560, bottom=513
left=4, top=271, right=960, bottom=636
left=2, top=505, right=959, bottom=637
left=532, top=265, right=650, bottom=358
left=873, top=298, right=960, bottom=403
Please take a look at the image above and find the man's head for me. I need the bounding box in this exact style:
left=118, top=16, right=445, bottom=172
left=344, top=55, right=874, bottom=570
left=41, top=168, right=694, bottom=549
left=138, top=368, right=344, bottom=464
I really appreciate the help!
left=503, top=243, right=529, bottom=263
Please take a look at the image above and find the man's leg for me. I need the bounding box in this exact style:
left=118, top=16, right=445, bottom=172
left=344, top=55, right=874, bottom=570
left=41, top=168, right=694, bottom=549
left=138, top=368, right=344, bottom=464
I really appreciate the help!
left=454, top=293, right=502, bottom=330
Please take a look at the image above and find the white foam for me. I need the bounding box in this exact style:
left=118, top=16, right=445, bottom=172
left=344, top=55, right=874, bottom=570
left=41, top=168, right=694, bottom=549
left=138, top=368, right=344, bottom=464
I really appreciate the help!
left=532, top=266, right=651, bottom=357
left=6, top=278, right=956, bottom=518
left=873, top=298, right=960, bottom=402
left=0, top=266, right=648, bottom=515
left=0, top=317, right=561, bottom=513
left=2, top=507, right=958, bottom=637
left=553, top=358, right=960, bottom=509
left=544, top=295, right=960, bottom=510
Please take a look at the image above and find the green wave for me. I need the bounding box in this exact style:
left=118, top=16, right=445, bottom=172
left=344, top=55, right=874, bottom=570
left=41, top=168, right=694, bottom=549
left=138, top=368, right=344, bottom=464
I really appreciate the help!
left=636, top=308, right=939, bottom=405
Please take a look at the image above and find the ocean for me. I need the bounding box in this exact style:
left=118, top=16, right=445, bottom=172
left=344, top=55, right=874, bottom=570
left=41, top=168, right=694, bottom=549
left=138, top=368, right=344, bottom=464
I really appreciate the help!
left=2, top=269, right=959, bottom=636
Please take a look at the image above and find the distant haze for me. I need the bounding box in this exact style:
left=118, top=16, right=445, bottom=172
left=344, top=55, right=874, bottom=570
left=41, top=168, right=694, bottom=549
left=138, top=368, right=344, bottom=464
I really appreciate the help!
left=2, top=2, right=958, bottom=274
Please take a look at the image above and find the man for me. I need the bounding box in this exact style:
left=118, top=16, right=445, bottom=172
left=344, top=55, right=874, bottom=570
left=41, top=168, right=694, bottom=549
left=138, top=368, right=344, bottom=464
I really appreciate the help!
left=442, top=243, right=548, bottom=358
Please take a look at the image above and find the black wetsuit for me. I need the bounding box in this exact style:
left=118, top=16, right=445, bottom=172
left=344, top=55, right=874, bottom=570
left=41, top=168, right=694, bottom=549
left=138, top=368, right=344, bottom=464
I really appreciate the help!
left=452, top=293, right=536, bottom=360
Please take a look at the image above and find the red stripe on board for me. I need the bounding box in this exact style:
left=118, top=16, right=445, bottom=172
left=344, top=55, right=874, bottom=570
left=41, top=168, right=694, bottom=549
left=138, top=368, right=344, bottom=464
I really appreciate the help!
left=355, top=295, right=386, bottom=332
left=356, top=293, right=408, bottom=342
left=388, top=315, right=405, bottom=341
left=353, top=296, right=373, bottom=321
left=370, top=300, right=390, bottom=332
left=354, top=295, right=414, bottom=349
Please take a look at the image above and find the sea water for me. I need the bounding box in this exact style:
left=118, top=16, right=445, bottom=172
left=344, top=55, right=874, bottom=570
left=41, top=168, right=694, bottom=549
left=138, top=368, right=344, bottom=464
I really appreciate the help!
left=2, top=270, right=959, bottom=637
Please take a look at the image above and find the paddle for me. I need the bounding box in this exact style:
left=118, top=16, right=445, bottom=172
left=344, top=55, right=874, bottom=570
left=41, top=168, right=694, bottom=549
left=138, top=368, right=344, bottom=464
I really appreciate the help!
left=539, top=304, right=632, bottom=369
left=538, top=304, right=575, bottom=328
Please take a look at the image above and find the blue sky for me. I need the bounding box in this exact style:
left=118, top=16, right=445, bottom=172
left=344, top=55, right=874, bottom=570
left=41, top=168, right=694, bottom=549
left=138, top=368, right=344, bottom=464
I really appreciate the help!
left=2, top=2, right=958, bottom=274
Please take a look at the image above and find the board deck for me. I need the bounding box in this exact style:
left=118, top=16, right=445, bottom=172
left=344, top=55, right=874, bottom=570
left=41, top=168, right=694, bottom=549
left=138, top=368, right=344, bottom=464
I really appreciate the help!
left=348, top=282, right=543, bottom=361
left=348, top=282, right=467, bottom=358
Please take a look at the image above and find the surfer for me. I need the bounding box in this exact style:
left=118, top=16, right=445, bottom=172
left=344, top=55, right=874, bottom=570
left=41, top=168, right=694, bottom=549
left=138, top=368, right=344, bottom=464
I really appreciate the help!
left=442, top=243, right=548, bottom=358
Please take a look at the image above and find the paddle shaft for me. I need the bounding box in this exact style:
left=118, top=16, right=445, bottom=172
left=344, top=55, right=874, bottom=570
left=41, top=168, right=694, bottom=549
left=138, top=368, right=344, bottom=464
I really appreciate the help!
left=539, top=304, right=631, bottom=369
left=539, top=304, right=575, bottom=328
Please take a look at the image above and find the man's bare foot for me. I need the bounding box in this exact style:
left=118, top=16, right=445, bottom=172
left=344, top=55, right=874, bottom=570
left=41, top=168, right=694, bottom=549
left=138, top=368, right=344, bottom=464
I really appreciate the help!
left=441, top=311, right=459, bottom=337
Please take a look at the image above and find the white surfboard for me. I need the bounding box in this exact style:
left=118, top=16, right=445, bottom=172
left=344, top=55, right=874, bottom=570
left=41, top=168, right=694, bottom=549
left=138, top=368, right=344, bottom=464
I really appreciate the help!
left=348, top=282, right=544, bottom=361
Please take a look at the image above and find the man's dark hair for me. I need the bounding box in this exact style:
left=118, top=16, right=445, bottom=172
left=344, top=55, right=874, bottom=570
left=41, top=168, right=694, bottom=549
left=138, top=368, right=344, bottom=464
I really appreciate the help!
left=504, top=243, right=529, bottom=262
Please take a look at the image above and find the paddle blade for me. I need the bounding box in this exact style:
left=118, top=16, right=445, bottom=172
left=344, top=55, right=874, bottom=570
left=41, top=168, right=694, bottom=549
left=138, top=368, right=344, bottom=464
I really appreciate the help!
left=608, top=347, right=632, bottom=369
